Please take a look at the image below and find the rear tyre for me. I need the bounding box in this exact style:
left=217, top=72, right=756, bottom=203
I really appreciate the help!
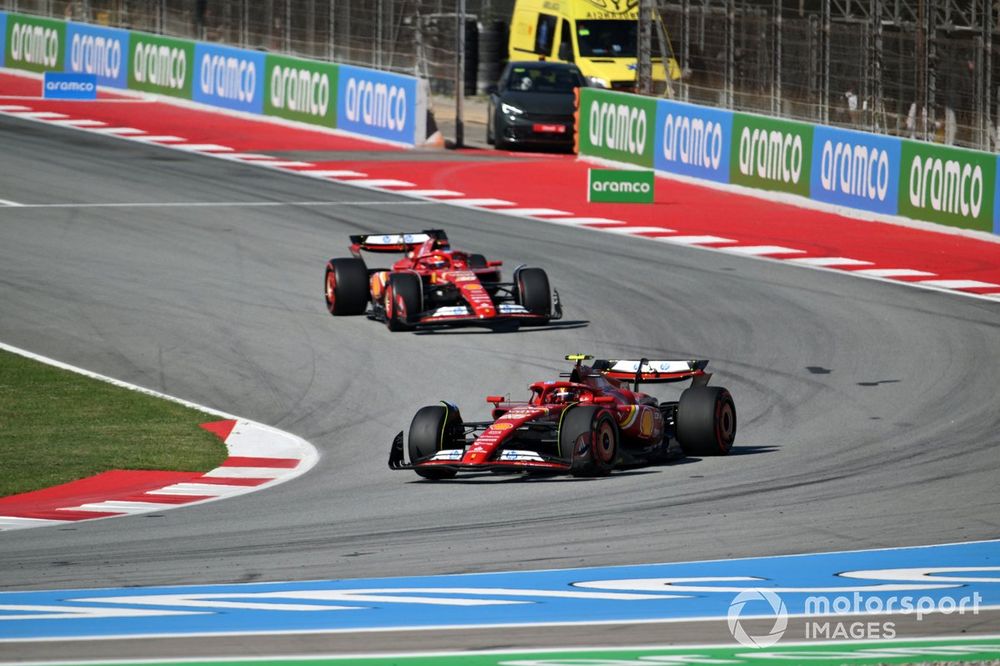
left=516, top=267, right=551, bottom=321
left=324, top=258, right=369, bottom=316
left=676, top=387, right=736, bottom=456
left=385, top=272, right=423, bottom=331
left=408, top=403, right=463, bottom=480
left=559, top=405, right=619, bottom=477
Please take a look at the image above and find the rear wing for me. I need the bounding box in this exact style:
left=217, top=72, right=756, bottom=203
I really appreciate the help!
left=350, top=229, right=449, bottom=255
left=593, top=358, right=710, bottom=385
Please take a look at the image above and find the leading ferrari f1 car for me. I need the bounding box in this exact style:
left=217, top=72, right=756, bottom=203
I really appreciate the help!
left=389, top=354, right=737, bottom=479
left=324, top=229, right=561, bottom=330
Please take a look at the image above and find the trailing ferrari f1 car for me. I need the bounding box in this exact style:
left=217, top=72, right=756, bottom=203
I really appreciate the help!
left=324, top=229, right=561, bottom=330
left=389, top=354, right=737, bottom=479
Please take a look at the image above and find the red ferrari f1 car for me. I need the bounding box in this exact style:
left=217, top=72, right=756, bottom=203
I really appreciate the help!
left=389, top=354, right=737, bottom=479
left=324, top=229, right=561, bottom=330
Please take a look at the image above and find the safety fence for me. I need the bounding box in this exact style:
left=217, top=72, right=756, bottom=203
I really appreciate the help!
left=578, top=87, right=999, bottom=235
left=0, top=10, right=430, bottom=145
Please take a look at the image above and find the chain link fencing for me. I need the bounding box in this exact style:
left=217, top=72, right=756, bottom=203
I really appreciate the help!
left=3, top=0, right=996, bottom=150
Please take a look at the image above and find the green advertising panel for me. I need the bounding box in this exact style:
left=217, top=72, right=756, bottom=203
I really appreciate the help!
left=264, top=54, right=337, bottom=128
left=578, top=87, right=656, bottom=168
left=898, top=140, right=996, bottom=232
left=588, top=169, right=655, bottom=203
left=128, top=32, right=193, bottom=98
left=5, top=13, right=64, bottom=73
left=730, top=113, right=813, bottom=196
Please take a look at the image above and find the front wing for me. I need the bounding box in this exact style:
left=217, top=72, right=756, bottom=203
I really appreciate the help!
left=389, top=432, right=572, bottom=474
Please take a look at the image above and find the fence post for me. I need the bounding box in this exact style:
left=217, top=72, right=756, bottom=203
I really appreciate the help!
left=456, top=0, right=466, bottom=147
left=726, top=0, right=735, bottom=108
left=772, top=0, right=782, bottom=116
left=681, top=0, right=690, bottom=102
left=821, top=0, right=830, bottom=124
left=638, top=0, right=652, bottom=94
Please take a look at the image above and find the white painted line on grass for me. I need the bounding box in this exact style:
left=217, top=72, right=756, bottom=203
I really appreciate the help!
left=503, top=208, right=573, bottom=217
left=723, top=245, right=807, bottom=256
left=786, top=256, right=874, bottom=267
left=852, top=268, right=937, bottom=278
left=655, top=235, right=736, bottom=245
left=917, top=279, right=1000, bottom=290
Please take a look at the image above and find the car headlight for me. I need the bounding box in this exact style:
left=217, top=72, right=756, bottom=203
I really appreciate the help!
left=587, top=76, right=609, bottom=88
left=501, top=102, right=524, bottom=116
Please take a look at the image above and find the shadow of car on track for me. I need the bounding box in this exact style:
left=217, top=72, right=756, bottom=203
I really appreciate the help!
left=403, top=446, right=777, bottom=483
left=411, top=320, right=589, bottom=335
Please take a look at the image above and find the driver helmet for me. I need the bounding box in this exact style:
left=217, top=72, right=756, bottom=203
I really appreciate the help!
left=551, top=387, right=579, bottom=404
left=422, top=253, right=449, bottom=270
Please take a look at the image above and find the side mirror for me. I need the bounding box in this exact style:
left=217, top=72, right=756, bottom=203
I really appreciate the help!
left=487, top=260, right=503, bottom=267
left=487, top=395, right=505, bottom=405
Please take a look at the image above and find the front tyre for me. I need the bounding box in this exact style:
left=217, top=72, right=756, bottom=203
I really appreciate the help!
left=324, top=258, right=369, bottom=316
left=676, top=387, right=736, bottom=456
left=408, top=403, right=463, bottom=480
left=516, top=267, right=552, bottom=321
left=385, top=272, right=423, bottom=331
left=559, top=405, right=619, bottom=477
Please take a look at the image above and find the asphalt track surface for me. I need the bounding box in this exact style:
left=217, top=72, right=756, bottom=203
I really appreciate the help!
left=2, top=114, right=1000, bottom=656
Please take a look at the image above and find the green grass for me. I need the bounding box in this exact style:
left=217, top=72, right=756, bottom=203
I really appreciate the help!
left=0, top=349, right=228, bottom=497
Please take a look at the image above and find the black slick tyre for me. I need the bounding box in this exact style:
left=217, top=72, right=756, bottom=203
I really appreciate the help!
left=559, top=405, right=619, bottom=477
left=408, top=403, right=463, bottom=480
left=516, top=267, right=551, bottom=320
left=324, top=258, right=369, bottom=316
left=385, top=272, right=423, bottom=331
left=676, top=386, right=737, bottom=456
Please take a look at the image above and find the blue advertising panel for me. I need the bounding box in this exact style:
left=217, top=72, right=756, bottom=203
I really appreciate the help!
left=0, top=12, right=7, bottom=68
left=337, top=64, right=417, bottom=145
left=654, top=99, right=733, bottom=183
left=64, top=21, right=128, bottom=89
left=43, top=71, right=97, bottom=99
left=193, top=42, right=264, bottom=114
left=810, top=124, right=901, bottom=215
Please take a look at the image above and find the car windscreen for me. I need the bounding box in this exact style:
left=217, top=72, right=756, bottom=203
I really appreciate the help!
left=576, top=20, right=637, bottom=58
left=505, top=66, right=582, bottom=93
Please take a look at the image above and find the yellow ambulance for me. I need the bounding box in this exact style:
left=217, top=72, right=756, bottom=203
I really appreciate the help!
left=507, top=0, right=681, bottom=90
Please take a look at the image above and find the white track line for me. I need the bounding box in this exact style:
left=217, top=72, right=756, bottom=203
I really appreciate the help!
left=0, top=104, right=31, bottom=111
left=14, top=111, right=68, bottom=120
left=503, top=208, right=573, bottom=216
left=5, top=200, right=438, bottom=210
left=256, top=160, right=313, bottom=167
left=0, top=517, right=65, bottom=529
left=544, top=217, right=627, bottom=226
left=145, top=483, right=256, bottom=497
left=787, top=256, right=874, bottom=267
left=225, top=153, right=275, bottom=160
left=447, top=198, right=516, bottom=207
left=917, top=279, right=1000, bottom=290
left=723, top=245, right=807, bottom=256
left=133, top=135, right=186, bottom=143
left=202, top=467, right=288, bottom=479
left=59, top=501, right=179, bottom=514
left=405, top=189, right=464, bottom=197
left=655, top=235, right=736, bottom=245
left=298, top=169, right=367, bottom=178
left=0, top=197, right=24, bottom=207
left=173, top=143, right=233, bottom=152
left=90, top=127, right=145, bottom=135
left=345, top=178, right=415, bottom=188
left=49, top=118, right=107, bottom=127
left=600, top=226, right=675, bottom=235
left=852, top=268, right=937, bottom=278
